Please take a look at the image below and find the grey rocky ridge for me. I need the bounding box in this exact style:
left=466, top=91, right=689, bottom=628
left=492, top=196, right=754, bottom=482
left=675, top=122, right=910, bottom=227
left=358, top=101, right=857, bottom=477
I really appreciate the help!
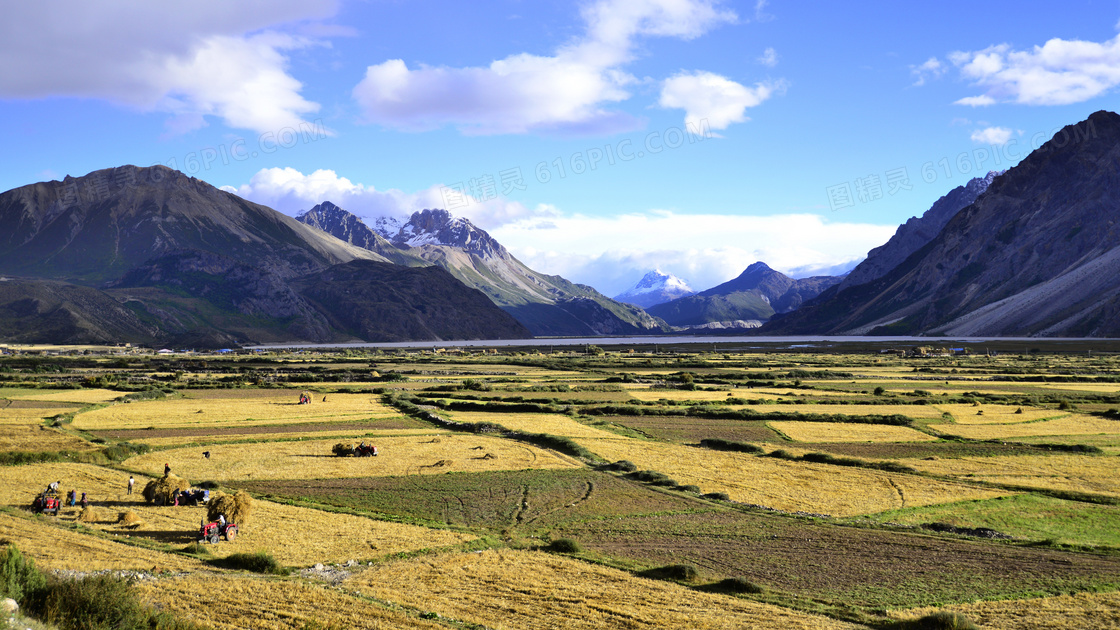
left=297, top=204, right=667, bottom=336
left=0, top=165, right=529, bottom=345
left=762, top=110, right=1120, bottom=337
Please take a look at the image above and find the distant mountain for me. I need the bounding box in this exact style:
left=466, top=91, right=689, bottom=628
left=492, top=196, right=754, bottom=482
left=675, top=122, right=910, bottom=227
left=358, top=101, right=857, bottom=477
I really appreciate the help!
left=295, top=202, right=421, bottom=266
left=298, top=206, right=667, bottom=336
left=0, top=166, right=530, bottom=346
left=614, top=270, right=695, bottom=308
left=837, top=170, right=1001, bottom=291
left=647, top=262, right=840, bottom=326
left=762, top=110, right=1120, bottom=337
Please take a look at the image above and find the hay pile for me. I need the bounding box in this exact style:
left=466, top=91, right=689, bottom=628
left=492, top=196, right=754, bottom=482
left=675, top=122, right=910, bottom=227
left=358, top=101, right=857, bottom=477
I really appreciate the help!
left=207, top=490, right=254, bottom=528
left=117, top=511, right=143, bottom=528
left=332, top=443, right=354, bottom=456
left=142, top=473, right=190, bottom=504
left=77, top=507, right=100, bottom=523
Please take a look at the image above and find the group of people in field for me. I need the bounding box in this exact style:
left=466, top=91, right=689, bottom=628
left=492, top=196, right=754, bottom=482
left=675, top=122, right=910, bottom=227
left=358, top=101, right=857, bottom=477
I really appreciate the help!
left=44, top=480, right=88, bottom=508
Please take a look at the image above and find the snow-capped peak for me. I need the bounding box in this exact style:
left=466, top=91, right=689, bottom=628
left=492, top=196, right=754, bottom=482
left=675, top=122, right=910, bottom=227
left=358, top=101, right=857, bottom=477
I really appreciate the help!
left=614, top=270, right=695, bottom=309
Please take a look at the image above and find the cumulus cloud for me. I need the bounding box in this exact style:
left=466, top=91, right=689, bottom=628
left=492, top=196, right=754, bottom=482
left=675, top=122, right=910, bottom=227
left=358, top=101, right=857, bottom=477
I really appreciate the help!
left=910, top=57, right=945, bottom=86
left=353, top=0, right=743, bottom=134
left=970, top=126, right=1014, bottom=145
left=659, top=72, right=784, bottom=130
left=489, top=211, right=895, bottom=295
left=0, top=1, right=336, bottom=134
left=224, top=167, right=537, bottom=230
left=949, top=34, right=1120, bottom=106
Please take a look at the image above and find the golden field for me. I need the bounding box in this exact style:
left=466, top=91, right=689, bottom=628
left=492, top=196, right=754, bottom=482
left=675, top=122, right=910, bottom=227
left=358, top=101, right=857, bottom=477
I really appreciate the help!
left=133, top=427, right=439, bottom=447
left=0, top=406, right=79, bottom=425
left=444, top=410, right=623, bottom=439
left=122, top=434, right=582, bottom=481
left=731, top=403, right=947, bottom=419
left=574, top=438, right=1008, bottom=516
left=927, top=414, right=1120, bottom=439
left=891, top=590, right=1120, bottom=630
left=72, top=391, right=402, bottom=430
left=1, top=387, right=122, bottom=404
left=346, top=549, right=862, bottom=630
left=932, top=403, right=1062, bottom=424
left=768, top=421, right=938, bottom=443
left=901, top=454, right=1120, bottom=497
left=0, top=462, right=473, bottom=566
left=0, top=424, right=98, bottom=452
left=138, top=575, right=446, bottom=630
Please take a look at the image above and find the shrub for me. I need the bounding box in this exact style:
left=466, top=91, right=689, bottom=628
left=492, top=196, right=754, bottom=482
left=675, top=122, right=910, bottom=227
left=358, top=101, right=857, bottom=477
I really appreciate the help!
left=547, top=538, right=581, bottom=553
left=717, top=576, right=764, bottom=594
left=893, top=611, right=979, bottom=630
left=679, top=485, right=701, bottom=493
left=603, top=460, right=637, bottom=472
left=701, top=492, right=730, bottom=501
left=699, top=439, right=764, bottom=454
left=0, top=544, right=46, bottom=604
left=640, top=564, right=698, bottom=582
left=208, top=551, right=288, bottom=575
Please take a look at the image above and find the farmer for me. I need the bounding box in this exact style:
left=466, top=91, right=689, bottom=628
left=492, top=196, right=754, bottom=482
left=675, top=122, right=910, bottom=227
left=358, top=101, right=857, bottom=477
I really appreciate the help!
left=164, top=463, right=171, bottom=476
left=80, top=492, right=88, bottom=508
left=218, top=513, right=226, bottom=527
left=46, top=480, right=60, bottom=494
left=68, top=489, right=77, bottom=506
left=127, top=476, right=134, bottom=495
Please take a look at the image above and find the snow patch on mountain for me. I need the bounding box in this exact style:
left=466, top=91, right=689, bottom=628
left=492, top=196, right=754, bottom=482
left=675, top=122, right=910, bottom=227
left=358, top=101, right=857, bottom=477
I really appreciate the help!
left=614, top=270, right=695, bottom=309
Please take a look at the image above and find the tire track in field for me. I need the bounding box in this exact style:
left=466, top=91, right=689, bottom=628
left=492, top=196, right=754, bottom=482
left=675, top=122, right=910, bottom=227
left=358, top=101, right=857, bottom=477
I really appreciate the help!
left=887, top=477, right=906, bottom=508
left=521, top=481, right=595, bottom=527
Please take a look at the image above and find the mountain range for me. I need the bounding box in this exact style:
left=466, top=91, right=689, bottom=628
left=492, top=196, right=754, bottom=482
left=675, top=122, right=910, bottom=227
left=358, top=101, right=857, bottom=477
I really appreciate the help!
left=0, top=166, right=529, bottom=346
left=763, top=110, right=1120, bottom=337
left=297, top=204, right=665, bottom=337
left=646, top=262, right=841, bottom=327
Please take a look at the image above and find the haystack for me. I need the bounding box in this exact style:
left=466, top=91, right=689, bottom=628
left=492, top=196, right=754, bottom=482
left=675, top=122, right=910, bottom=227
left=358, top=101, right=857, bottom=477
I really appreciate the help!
left=207, top=490, right=253, bottom=528
left=142, top=473, right=190, bottom=504
left=117, top=511, right=144, bottom=528
left=77, top=507, right=100, bottom=523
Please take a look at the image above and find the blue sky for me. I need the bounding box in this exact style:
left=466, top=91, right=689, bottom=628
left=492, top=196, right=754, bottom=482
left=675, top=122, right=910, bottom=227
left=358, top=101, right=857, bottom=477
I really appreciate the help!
left=2, top=0, right=1118, bottom=295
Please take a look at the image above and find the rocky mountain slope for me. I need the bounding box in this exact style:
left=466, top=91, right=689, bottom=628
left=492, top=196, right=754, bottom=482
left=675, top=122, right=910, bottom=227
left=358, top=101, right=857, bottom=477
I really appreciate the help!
left=614, top=270, right=695, bottom=308
left=298, top=206, right=667, bottom=336
left=762, top=110, right=1120, bottom=337
left=0, top=166, right=531, bottom=345
left=647, top=262, right=840, bottom=326
left=838, top=171, right=1000, bottom=291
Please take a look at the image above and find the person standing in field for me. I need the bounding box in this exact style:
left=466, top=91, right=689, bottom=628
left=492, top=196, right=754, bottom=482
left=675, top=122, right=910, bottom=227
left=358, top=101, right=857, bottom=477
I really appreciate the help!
left=164, top=463, right=171, bottom=476
left=127, top=476, right=134, bottom=495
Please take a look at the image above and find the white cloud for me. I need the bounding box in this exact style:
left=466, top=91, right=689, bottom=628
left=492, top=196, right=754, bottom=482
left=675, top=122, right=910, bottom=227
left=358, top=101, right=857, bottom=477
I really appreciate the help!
left=970, top=126, right=1014, bottom=145
left=0, top=1, right=336, bottom=134
left=224, top=167, right=536, bottom=230
left=352, top=0, right=741, bottom=135
left=910, top=57, right=945, bottom=86
left=757, top=47, right=779, bottom=67
left=659, top=72, right=783, bottom=130
left=490, top=211, right=895, bottom=295
left=950, top=35, right=1120, bottom=106
left=753, top=0, right=775, bottom=22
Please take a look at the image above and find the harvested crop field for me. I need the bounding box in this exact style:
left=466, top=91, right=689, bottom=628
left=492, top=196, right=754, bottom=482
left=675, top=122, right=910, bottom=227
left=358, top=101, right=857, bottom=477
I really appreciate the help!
left=346, top=549, right=862, bottom=629
left=89, top=417, right=427, bottom=441
left=934, top=404, right=1064, bottom=424
left=123, top=434, right=582, bottom=482
left=1, top=388, right=122, bottom=404
left=628, top=389, right=738, bottom=402
left=0, top=462, right=472, bottom=565
left=554, top=510, right=1120, bottom=609
left=769, top=421, right=938, bottom=443
left=731, top=403, right=946, bottom=419
left=0, top=406, right=78, bottom=425
left=0, top=424, right=98, bottom=452
left=138, top=574, right=446, bottom=630
left=928, top=414, right=1120, bottom=439
left=607, top=416, right=782, bottom=444
left=239, top=469, right=701, bottom=531
left=443, top=410, right=623, bottom=439
left=576, top=438, right=1009, bottom=516
left=72, top=391, right=402, bottom=430
left=901, top=453, right=1120, bottom=497
left=0, top=512, right=201, bottom=572
left=891, top=590, right=1120, bottom=630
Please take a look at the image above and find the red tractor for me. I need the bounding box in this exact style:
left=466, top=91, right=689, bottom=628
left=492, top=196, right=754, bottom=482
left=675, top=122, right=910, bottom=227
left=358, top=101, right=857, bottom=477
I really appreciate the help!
left=32, top=491, right=61, bottom=516
left=198, top=521, right=238, bottom=543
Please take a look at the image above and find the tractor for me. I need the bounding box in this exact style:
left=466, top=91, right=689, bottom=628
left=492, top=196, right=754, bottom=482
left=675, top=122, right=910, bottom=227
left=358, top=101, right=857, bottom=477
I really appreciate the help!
left=32, top=491, right=61, bottom=516
left=198, top=520, right=238, bottom=543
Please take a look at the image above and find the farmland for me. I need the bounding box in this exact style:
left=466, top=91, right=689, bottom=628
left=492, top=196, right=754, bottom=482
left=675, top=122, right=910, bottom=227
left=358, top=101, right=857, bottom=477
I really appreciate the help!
left=2, top=344, right=1120, bottom=628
